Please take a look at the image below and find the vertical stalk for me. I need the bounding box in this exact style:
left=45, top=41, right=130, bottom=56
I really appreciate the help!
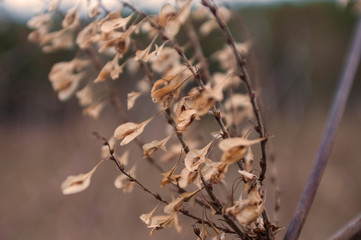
left=284, top=16, right=361, bottom=240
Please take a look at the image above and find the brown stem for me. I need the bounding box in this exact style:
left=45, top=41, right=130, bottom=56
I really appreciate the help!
left=201, top=0, right=267, bottom=182
left=86, top=46, right=165, bottom=172
left=284, top=16, right=361, bottom=240
left=92, top=132, right=234, bottom=234
left=133, top=32, right=244, bottom=238
left=201, top=1, right=273, bottom=239
left=123, top=2, right=230, bottom=139
left=199, top=173, right=248, bottom=239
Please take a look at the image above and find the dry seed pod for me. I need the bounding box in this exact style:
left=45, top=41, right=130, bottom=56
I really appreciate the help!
left=184, top=139, right=215, bottom=172
left=142, top=134, right=173, bottom=158
left=100, top=11, right=134, bottom=33
left=160, top=157, right=181, bottom=187
left=49, top=58, right=90, bottom=101
left=219, top=137, right=266, bottom=164
left=163, top=189, right=201, bottom=213
left=61, top=160, right=104, bottom=195
left=62, top=5, right=79, bottom=29
left=140, top=204, right=159, bottom=225
left=114, top=115, right=155, bottom=146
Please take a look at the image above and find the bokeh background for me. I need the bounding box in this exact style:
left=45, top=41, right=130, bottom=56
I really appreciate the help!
left=1, top=1, right=361, bottom=240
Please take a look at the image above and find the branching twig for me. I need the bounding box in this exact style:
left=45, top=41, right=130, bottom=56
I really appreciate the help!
left=284, top=16, right=361, bottom=240
left=86, top=46, right=165, bottom=172
left=200, top=0, right=267, bottom=182
left=123, top=2, right=230, bottom=139
left=199, top=173, right=248, bottom=239
left=92, top=132, right=235, bottom=234
left=201, top=1, right=274, bottom=238
left=202, top=0, right=274, bottom=239
left=133, top=42, right=245, bottom=238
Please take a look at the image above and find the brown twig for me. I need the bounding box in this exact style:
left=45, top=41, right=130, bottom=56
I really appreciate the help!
left=122, top=2, right=230, bottom=139
left=92, top=132, right=234, bottom=234
left=199, top=173, right=248, bottom=239
left=132, top=44, right=191, bottom=154
left=200, top=0, right=267, bottom=182
left=86, top=46, right=165, bottom=172
left=132, top=34, right=245, bottom=239
left=329, top=213, right=361, bottom=240
left=201, top=1, right=273, bottom=239
left=284, top=16, right=361, bottom=240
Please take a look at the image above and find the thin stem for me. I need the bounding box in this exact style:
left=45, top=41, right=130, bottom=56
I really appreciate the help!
left=92, top=132, right=234, bottom=234
left=329, top=213, right=361, bottom=240
left=201, top=0, right=267, bottom=182
left=201, top=1, right=273, bottom=238
left=122, top=2, right=230, bottom=139
left=134, top=37, right=244, bottom=238
left=86, top=46, right=165, bottom=172
left=284, top=16, right=361, bottom=240
left=200, top=173, right=248, bottom=239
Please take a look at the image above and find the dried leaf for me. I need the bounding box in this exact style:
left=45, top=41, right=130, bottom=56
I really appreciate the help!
left=226, top=184, right=264, bottom=226
left=127, top=91, right=145, bottom=110
left=76, top=21, right=98, bottom=49
left=142, top=134, right=173, bottom=158
left=94, top=54, right=126, bottom=82
left=160, top=156, right=181, bottom=187
left=47, top=0, right=59, bottom=11
left=184, top=139, right=215, bottom=172
left=49, top=58, right=90, bottom=101
left=88, top=0, right=100, bottom=18
left=41, top=28, right=75, bottom=53
left=164, top=189, right=201, bottom=213
left=197, top=221, right=212, bottom=240
left=151, top=68, right=192, bottom=107
left=171, top=213, right=182, bottom=233
left=178, top=167, right=201, bottom=189
left=27, top=12, right=52, bottom=29
left=61, top=160, right=104, bottom=195
left=190, top=88, right=216, bottom=116
left=82, top=101, right=106, bottom=119
left=238, top=170, right=257, bottom=182
left=219, top=137, right=265, bottom=152
left=134, top=35, right=158, bottom=63
left=176, top=109, right=198, bottom=132
left=147, top=212, right=177, bottom=235
left=202, top=160, right=229, bottom=184
left=140, top=204, right=159, bottom=226
left=62, top=5, right=79, bottom=29
left=114, top=115, right=155, bottom=146
left=244, top=147, right=254, bottom=172
left=100, top=12, right=134, bottom=33
left=76, top=84, right=93, bottom=107
left=219, top=137, right=266, bottom=164
left=150, top=47, right=180, bottom=73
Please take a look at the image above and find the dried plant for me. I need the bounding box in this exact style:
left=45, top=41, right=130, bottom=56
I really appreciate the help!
left=27, top=0, right=361, bottom=239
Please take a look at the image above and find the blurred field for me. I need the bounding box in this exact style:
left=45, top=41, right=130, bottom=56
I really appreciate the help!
left=1, top=2, right=361, bottom=240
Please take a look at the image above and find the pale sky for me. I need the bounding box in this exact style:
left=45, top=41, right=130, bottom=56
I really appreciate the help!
left=0, top=0, right=328, bottom=21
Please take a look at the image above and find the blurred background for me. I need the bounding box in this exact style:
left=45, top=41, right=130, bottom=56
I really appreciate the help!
left=1, top=1, right=361, bottom=240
